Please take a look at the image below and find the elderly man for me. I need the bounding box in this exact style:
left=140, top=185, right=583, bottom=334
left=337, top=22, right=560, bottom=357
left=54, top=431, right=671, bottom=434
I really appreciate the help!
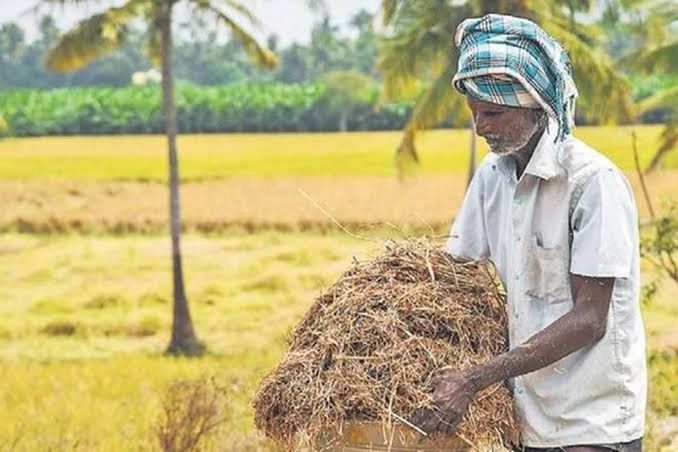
left=414, top=14, right=647, bottom=452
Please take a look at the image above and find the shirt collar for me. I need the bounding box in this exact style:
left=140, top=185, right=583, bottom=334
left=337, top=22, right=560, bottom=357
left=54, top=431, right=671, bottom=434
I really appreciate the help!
left=522, top=119, right=561, bottom=180
left=494, top=118, right=561, bottom=181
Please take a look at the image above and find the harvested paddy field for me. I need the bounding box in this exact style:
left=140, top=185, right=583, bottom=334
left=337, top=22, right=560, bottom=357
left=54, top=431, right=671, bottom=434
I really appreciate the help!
left=1, top=127, right=676, bottom=450
left=1, top=170, right=675, bottom=234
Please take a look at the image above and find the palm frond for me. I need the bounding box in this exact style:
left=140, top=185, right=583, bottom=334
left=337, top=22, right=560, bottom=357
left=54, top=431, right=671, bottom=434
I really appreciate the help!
left=638, top=86, right=678, bottom=113
left=188, top=0, right=276, bottom=69
left=646, top=119, right=677, bottom=172
left=615, top=1, right=678, bottom=70
left=45, top=0, right=148, bottom=72
left=542, top=21, right=633, bottom=123
left=157, top=0, right=264, bottom=28
left=381, top=0, right=636, bottom=174
left=409, top=64, right=467, bottom=132
left=144, top=7, right=162, bottom=66
left=395, top=62, right=468, bottom=172
left=379, top=33, right=450, bottom=100
left=379, top=1, right=468, bottom=100
left=637, top=41, right=678, bottom=74
left=381, top=0, right=399, bottom=26
left=220, top=0, right=263, bottom=28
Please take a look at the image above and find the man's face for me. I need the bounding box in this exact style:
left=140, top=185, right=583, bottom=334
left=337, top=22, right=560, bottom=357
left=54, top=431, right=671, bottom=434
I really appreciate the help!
left=467, top=97, right=544, bottom=155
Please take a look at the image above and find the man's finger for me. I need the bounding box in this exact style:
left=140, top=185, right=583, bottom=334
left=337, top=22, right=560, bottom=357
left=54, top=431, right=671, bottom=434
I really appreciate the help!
left=430, top=366, right=454, bottom=384
left=409, top=408, right=426, bottom=427
left=432, top=386, right=451, bottom=404
left=410, top=408, right=435, bottom=434
left=440, top=415, right=461, bottom=436
left=413, top=406, right=445, bottom=435
left=420, top=412, right=440, bottom=435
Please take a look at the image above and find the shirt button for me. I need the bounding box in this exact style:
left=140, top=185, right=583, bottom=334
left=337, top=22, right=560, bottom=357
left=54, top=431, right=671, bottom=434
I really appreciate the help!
left=516, top=236, right=521, bottom=242
left=515, top=275, right=520, bottom=280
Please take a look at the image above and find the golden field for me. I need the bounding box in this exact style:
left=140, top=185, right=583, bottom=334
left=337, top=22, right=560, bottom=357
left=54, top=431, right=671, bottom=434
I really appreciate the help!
left=0, top=232, right=676, bottom=450
left=0, top=128, right=676, bottom=450
left=0, top=125, right=673, bottom=181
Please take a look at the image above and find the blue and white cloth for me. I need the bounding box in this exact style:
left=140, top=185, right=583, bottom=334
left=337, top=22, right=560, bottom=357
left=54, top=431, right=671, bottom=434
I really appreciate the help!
left=452, top=14, right=578, bottom=142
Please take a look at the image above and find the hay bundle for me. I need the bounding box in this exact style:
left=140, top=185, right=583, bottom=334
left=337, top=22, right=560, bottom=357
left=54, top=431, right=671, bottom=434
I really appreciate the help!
left=254, top=239, right=519, bottom=449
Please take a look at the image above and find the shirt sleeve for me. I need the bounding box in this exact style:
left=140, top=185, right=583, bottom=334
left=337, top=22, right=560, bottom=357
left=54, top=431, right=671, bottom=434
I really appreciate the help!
left=446, top=167, right=490, bottom=260
left=569, top=168, right=638, bottom=278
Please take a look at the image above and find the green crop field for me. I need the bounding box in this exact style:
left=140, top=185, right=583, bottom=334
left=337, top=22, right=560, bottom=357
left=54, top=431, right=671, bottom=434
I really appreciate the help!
left=0, top=128, right=676, bottom=450
left=0, top=83, right=410, bottom=136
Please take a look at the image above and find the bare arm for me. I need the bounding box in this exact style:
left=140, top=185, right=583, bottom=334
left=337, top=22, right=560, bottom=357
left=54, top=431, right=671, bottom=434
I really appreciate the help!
left=468, top=274, right=613, bottom=388
left=415, top=275, right=614, bottom=434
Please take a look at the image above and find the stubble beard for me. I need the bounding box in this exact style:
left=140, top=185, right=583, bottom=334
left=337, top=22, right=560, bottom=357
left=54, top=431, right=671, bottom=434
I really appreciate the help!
left=484, top=113, right=543, bottom=156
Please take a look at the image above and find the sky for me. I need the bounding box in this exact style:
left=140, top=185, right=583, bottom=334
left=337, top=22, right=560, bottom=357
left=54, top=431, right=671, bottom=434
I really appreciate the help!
left=0, top=0, right=382, bottom=45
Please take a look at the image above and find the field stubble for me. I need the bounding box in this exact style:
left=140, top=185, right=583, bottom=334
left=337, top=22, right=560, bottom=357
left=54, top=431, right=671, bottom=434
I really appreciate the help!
left=1, top=170, right=676, bottom=235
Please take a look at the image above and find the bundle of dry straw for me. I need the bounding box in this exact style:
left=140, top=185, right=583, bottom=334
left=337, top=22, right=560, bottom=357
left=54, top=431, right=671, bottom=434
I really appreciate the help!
left=253, top=238, right=519, bottom=449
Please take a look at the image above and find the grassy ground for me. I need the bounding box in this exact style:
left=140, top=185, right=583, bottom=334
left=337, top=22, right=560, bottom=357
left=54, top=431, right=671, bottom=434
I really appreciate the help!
left=0, top=128, right=676, bottom=450
left=0, top=233, right=676, bottom=451
left=0, top=125, right=673, bottom=181
left=0, top=233, right=375, bottom=450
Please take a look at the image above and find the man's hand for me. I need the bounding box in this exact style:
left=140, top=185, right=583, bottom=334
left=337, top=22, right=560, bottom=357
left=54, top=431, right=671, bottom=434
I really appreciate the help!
left=410, top=275, right=615, bottom=436
left=411, top=367, right=480, bottom=435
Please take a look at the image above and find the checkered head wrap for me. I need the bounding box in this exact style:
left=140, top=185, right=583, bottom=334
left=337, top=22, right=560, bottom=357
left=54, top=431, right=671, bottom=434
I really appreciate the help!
left=452, top=14, right=578, bottom=142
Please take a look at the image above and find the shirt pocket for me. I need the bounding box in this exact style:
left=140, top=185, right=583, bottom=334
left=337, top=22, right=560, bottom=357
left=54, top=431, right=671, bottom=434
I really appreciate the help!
left=524, top=235, right=571, bottom=304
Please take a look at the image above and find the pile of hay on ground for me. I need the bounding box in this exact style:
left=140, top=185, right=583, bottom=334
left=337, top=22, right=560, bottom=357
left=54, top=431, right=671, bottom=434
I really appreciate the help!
left=253, top=238, right=519, bottom=449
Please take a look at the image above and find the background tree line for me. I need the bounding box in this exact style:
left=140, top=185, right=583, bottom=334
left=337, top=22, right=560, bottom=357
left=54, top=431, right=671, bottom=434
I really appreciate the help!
left=0, top=82, right=414, bottom=135
left=0, top=10, right=377, bottom=88
left=0, top=2, right=674, bottom=149
left=0, top=5, right=674, bottom=127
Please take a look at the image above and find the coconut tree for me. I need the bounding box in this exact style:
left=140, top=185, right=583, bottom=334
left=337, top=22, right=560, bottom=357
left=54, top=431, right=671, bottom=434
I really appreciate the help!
left=39, top=0, right=276, bottom=355
left=638, top=62, right=677, bottom=172
left=378, top=0, right=634, bottom=182
left=622, top=0, right=677, bottom=172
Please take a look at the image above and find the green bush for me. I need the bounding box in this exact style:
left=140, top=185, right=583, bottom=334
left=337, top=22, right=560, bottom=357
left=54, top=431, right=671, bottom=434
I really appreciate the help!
left=0, top=82, right=414, bottom=136
left=0, top=115, right=9, bottom=137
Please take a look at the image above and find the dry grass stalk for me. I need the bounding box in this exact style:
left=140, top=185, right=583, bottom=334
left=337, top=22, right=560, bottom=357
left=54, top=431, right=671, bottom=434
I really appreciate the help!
left=253, top=238, right=519, bottom=450
left=155, top=377, right=227, bottom=452
left=0, top=171, right=672, bottom=234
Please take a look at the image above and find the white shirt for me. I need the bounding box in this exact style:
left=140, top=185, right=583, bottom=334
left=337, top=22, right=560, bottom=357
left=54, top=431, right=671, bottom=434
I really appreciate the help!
left=447, top=121, right=647, bottom=447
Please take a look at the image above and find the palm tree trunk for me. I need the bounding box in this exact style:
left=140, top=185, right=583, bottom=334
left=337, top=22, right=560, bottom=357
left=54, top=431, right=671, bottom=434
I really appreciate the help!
left=339, top=109, right=348, bottom=132
left=466, top=119, right=477, bottom=189
left=160, top=0, right=203, bottom=356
